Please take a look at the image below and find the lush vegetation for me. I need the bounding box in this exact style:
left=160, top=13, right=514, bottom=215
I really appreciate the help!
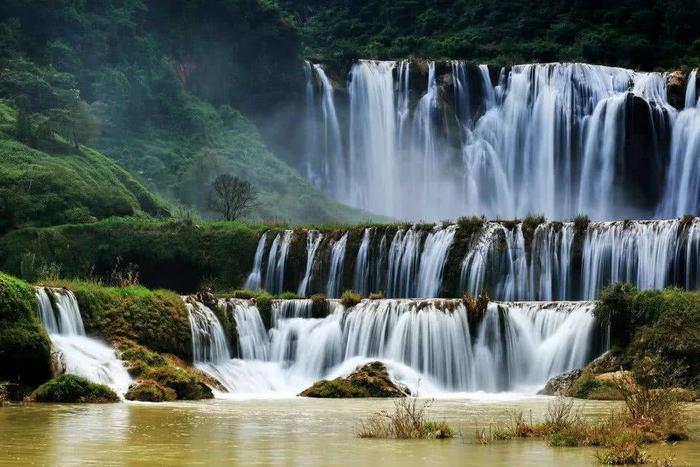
left=594, top=284, right=700, bottom=390
left=0, top=272, right=51, bottom=386
left=0, top=1, right=370, bottom=226
left=0, top=217, right=264, bottom=292
left=282, top=0, right=700, bottom=69
left=0, top=101, right=167, bottom=234
left=31, top=374, right=119, bottom=403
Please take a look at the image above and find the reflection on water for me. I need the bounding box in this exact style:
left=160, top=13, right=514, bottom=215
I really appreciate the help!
left=1, top=398, right=698, bottom=466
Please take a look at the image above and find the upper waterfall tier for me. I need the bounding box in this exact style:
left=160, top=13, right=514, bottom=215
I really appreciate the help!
left=245, top=217, right=700, bottom=300
left=302, top=61, right=699, bottom=221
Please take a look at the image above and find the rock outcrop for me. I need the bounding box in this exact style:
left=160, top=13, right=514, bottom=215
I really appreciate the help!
left=299, top=361, right=408, bottom=398
left=538, top=368, right=582, bottom=396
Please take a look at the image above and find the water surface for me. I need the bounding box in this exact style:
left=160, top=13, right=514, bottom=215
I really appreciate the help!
left=2, top=397, right=698, bottom=466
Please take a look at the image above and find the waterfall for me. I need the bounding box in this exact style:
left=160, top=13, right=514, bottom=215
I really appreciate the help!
left=244, top=233, right=267, bottom=290
left=302, top=61, right=697, bottom=220
left=352, top=228, right=371, bottom=295
left=264, top=230, right=293, bottom=294
left=686, top=69, right=698, bottom=109
left=580, top=220, right=682, bottom=298
left=349, top=60, right=398, bottom=215
left=415, top=226, right=457, bottom=297
left=297, top=231, right=323, bottom=296
left=326, top=233, right=348, bottom=297
left=34, top=288, right=131, bottom=395
left=190, top=298, right=601, bottom=396
left=658, top=75, right=700, bottom=217
left=187, top=300, right=231, bottom=364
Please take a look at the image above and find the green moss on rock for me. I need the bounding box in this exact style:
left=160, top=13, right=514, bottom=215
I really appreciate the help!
left=142, top=364, right=213, bottom=400
left=125, top=380, right=177, bottom=402
left=50, top=281, right=193, bottom=361
left=31, top=374, right=119, bottom=403
left=299, top=362, right=408, bottom=398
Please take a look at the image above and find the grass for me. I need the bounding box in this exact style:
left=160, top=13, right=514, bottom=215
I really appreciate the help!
left=357, top=398, right=453, bottom=439
left=340, top=290, right=362, bottom=308
left=475, top=376, right=689, bottom=464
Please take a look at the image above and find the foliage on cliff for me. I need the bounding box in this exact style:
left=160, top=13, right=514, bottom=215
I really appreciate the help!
left=282, top=0, right=700, bottom=69
left=594, top=284, right=700, bottom=389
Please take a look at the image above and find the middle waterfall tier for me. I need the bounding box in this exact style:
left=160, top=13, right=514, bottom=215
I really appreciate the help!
left=245, top=218, right=700, bottom=300
left=188, top=298, right=604, bottom=396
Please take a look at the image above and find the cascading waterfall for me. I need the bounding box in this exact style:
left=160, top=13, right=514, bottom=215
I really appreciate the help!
left=658, top=74, right=700, bottom=217
left=302, top=61, right=695, bottom=220
left=187, top=297, right=601, bottom=396
left=297, top=231, right=323, bottom=296
left=326, top=233, right=348, bottom=297
left=245, top=218, right=700, bottom=300
left=244, top=232, right=267, bottom=290
left=264, top=230, right=293, bottom=294
left=352, top=228, right=372, bottom=295
left=34, top=288, right=131, bottom=395
left=459, top=219, right=700, bottom=300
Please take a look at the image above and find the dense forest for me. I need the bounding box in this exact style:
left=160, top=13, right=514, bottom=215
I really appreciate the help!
left=1, top=1, right=699, bottom=233
left=284, top=0, right=700, bottom=69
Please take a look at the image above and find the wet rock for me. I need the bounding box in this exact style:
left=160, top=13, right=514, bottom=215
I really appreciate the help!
left=667, top=70, right=686, bottom=110
left=299, top=361, right=409, bottom=398
left=538, top=368, right=582, bottom=395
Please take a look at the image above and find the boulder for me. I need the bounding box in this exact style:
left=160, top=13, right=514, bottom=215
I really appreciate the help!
left=125, top=380, right=177, bottom=402
left=538, top=368, right=582, bottom=395
left=667, top=70, right=686, bottom=110
left=299, top=361, right=408, bottom=398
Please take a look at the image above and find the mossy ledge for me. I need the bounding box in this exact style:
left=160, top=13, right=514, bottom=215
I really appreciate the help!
left=31, top=375, right=119, bottom=403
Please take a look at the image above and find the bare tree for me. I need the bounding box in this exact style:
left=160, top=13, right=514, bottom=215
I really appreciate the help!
left=208, top=174, right=256, bottom=221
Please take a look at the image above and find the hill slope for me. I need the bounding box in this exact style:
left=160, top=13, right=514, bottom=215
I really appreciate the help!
left=0, top=102, right=166, bottom=234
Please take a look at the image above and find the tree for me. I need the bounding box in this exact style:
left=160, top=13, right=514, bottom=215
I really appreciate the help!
left=208, top=174, right=256, bottom=221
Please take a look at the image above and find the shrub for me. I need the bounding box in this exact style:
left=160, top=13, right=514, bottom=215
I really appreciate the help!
left=31, top=374, right=119, bottom=403
left=522, top=214, right=546, bottom=231
left=230, top=289, right=259, bottom=299
left=340, top=290, right=362, bottom=308
left=369, top=291, right=384, bottom=300
left=278, top=291, right=300, bottom=299
left=572, top=214, right=590, bottom=231
left=357, top=398, right=453, bottom=439
left=549, top=432, right=578, bottom=447
left=125, top=380, right=176, bottom=402
left=310, top=293, right=329, bottom=318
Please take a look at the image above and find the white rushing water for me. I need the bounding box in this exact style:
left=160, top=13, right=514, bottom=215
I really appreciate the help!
left=264, top=230, right=293, bottom=294
left=459, top=218, right=700, bottom=300
left=187, top=297, right=600, bottom=397
left=303, top=61, right=694, bottom=221
left=247, top=218, right=700, bottom=300
left=35, top=288, right=132, bottom=395
left=244, top=232, right=267, bottom=290
left=326, top=233, right=348, bottom=297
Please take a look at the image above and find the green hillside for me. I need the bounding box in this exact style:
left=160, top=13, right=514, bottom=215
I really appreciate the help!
left=0, top=101, right=166, bottom=234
